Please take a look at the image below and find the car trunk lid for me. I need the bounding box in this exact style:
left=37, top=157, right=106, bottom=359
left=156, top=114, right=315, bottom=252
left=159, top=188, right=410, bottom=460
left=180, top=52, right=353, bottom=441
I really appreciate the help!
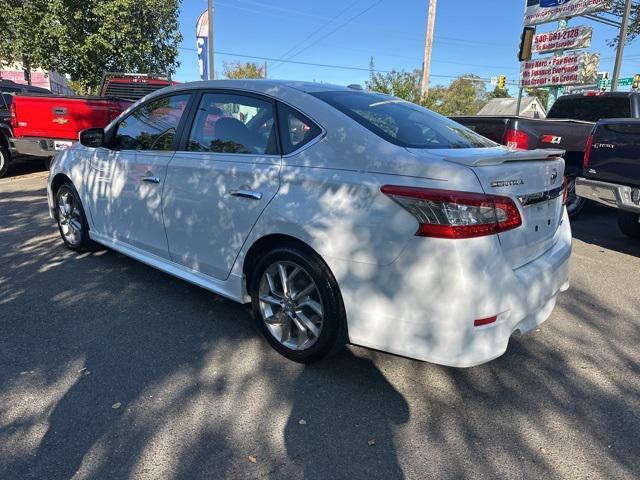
left=408, top=147, right=566, bottom=269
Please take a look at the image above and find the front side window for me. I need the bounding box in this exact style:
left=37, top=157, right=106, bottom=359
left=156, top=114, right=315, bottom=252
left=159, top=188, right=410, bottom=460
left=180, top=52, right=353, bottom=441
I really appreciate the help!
left=312, top=91, right=496, bottom=149
left=187, top=93, right=277, bottom=155
left=114, top=94, right=191, bottom=151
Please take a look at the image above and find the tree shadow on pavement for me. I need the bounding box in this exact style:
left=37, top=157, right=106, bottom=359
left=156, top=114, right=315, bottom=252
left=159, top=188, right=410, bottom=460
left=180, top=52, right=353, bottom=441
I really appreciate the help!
left=571, top=206, right=640, bottom=257
left=1, top=183, right=639, bottom=480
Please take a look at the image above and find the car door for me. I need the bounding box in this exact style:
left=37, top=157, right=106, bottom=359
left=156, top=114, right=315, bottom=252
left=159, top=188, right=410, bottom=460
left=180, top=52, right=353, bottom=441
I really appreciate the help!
left=162, top=91, right=281, bottom=280
left=85, top=93, right=192, bottom=259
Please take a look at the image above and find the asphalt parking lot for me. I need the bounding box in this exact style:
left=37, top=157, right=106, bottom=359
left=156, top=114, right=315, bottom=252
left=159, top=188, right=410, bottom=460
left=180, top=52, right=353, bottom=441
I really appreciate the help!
left=1, top=163, right=639, bottom=480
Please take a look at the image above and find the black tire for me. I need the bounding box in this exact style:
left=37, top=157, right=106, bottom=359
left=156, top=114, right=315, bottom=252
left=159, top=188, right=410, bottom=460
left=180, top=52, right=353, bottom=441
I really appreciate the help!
left=0, top=144, right=9, bottom=178
left=54, top=182, right=99, bottom=252
left=566, top=175, right=586, bottom=219
left=617, top=211, right=640, bottom=239
left=249, top=245, right=347, bottom=363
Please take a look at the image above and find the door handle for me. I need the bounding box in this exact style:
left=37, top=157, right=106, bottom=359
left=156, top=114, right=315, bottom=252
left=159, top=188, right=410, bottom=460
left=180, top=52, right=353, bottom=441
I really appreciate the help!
left=141, top=176, right=160, bottom=184
left=229, top=189, right=262, bottom=200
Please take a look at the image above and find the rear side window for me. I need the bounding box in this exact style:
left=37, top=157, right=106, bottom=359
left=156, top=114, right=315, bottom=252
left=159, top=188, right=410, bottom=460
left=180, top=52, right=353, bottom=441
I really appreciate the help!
left=312, top=91, right=495, bottom=149
left=604, top=122, right=640, bottom=135
left=277, top=103, right=322, bottom=154
left=548, top=97, right=631, bottom=122
left=187, top=93, right=277, bottom=155
left=115, top=94, right=191, bottom=150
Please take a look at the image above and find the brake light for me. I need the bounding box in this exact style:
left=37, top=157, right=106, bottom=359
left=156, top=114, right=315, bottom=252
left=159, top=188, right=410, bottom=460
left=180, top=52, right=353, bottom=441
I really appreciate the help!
left=505, top=129, right=529, bottom=150
left=9, top=102, right=17, bottom=128
left=381, top=186, right=522, bottom=239
left=583, top=132, right=594, bottom=169
left=562, top=176, right=568, bottom=205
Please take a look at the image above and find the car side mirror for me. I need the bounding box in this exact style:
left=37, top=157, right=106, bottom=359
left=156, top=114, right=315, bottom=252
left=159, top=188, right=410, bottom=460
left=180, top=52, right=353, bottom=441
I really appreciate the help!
left=79, top=128, right=105, bottom=148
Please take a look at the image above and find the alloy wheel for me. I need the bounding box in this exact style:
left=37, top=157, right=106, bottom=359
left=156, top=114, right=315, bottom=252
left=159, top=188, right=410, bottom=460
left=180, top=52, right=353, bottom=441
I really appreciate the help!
left=57, top=191, right=83, bottom=246
left=258, top=261, right=324, bottom=351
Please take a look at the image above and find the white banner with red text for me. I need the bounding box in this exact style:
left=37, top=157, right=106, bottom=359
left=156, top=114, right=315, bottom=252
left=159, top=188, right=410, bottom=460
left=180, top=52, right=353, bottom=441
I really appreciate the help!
left=520, top=52, right=600, bottom=88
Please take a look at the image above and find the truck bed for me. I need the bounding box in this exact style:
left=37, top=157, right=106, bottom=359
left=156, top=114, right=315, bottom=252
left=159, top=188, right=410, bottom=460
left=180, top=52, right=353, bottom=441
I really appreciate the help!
left=11, top=94, right=131, bottom=140
left=451, top=115, right=594, bottom=173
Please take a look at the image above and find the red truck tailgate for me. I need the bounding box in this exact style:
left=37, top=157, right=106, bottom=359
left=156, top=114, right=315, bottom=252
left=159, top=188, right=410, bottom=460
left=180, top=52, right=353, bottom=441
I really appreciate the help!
left=11, top=95, right=131, bottom=140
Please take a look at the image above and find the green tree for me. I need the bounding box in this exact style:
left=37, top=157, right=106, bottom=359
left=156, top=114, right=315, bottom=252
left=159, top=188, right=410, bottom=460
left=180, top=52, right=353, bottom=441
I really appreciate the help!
left=365, top=64, right=489, bottom=116
left=366, top=66, right=424, bottom=105
left=609, top=1, right=640, bottom=46
left=488, top=86, right=511, bottom=99
left=1, top=0, right=182, bottom=92
left=433, top=75, right=488, bottom=116
left=0, top=0, right=64, bottom=84
left=222, top=61, right=266, bottom=79
left=525, top=88, right=549, bottom=109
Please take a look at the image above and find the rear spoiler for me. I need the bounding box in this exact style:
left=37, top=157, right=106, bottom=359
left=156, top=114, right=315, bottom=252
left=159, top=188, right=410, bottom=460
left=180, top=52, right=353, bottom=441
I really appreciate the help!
left=446, top=148, right=565, bottom=167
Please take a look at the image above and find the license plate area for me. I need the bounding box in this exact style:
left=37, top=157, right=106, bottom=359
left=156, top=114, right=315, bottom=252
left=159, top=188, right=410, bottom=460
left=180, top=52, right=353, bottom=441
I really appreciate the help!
left=54, top=140, right=73, bottom=151
left=523, top=199, right=560, bottom=236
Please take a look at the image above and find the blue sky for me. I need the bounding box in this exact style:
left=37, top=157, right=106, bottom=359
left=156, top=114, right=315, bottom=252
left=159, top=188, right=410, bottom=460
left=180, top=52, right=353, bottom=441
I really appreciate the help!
left=174, top=0, right=640, bottom=95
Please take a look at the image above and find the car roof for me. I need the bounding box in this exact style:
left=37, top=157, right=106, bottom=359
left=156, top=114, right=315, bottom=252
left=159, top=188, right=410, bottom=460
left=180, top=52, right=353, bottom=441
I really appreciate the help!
left=168, top=79, right=355, bottom=95
left=556, top=92, right=638, bottom=100
left=0, top=79, right=51, bottom=93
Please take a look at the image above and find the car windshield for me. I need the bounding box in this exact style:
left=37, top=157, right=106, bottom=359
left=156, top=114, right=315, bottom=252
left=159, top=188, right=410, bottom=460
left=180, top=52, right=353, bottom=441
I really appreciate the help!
left=311, top=90, right=496, bottom=149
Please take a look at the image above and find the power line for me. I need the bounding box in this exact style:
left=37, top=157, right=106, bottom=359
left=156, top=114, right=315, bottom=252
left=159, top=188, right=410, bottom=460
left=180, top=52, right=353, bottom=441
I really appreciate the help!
left=273, top=0, right=386, bottom=69
left=270, top=0, right=365, bottom=71
left=177, top=47, right=519, bottom=84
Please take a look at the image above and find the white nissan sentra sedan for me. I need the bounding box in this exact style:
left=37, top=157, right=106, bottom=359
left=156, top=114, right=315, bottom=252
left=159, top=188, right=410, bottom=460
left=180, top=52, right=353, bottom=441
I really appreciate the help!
left=47, top=80, right=571, bottom=367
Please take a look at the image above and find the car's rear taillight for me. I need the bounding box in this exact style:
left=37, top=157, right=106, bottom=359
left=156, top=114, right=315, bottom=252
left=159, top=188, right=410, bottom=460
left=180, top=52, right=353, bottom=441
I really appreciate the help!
left=583, top=132, right=594, bottom=169
left=381, top=186, right=522, bottom=239
left=562, top=176, right=568, bottom=205
left=505, top=129, right=529, bottom=150
left=9, top=102, right=17, bottom=128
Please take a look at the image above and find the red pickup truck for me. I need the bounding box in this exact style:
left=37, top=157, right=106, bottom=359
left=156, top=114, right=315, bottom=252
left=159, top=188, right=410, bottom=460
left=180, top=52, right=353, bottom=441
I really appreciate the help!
left=1, top=73, right=173, bottom=176
left=9, top=95, right=131, bottom=158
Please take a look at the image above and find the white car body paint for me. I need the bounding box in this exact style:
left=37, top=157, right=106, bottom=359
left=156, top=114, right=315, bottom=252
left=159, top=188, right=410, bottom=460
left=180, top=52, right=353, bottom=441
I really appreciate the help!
left=48, top=80, right=571, bottom=367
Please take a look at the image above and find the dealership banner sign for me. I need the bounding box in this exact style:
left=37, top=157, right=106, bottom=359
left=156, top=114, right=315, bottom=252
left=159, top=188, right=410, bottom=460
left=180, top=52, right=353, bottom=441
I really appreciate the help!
left=525, top=0, right=612, bottom=26
left=532, top=25, right=592, bottom=54
left=520, top=52, right=600, bottom=87
left=196, top=9, right=211, bottom=81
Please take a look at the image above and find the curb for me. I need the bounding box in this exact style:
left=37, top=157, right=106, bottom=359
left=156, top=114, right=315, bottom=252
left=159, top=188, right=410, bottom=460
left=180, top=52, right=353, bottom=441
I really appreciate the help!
left=0, top=171, right=49, bottom=186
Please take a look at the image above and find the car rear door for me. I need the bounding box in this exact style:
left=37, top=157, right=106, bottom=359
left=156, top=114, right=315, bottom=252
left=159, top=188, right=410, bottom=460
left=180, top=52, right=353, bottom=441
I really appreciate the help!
left=162, top=90, right=281, bottom=280
left=86, top=93, right=192, bottom=259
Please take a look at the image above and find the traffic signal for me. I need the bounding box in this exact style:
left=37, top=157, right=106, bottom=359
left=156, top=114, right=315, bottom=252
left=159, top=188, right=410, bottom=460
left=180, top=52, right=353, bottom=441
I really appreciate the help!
left=498, top=75, right=507, bottom=90
left=518, top=26, right=535, bottom=62
left=633, top=74, right=640, bottom=90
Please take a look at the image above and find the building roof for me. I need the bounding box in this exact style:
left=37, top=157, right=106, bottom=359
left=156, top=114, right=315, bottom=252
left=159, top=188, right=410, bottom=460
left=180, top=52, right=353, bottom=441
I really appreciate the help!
left=477, top=97, right=546, bottom=116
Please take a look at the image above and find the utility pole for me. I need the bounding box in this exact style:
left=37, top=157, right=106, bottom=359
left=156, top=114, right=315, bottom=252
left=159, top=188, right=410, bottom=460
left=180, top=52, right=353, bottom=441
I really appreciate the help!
left=611, top=0, right=632, bottom=92
left=547, top=18, right=568, bottom=112
left=208, top=0, right=215, bottom=80
left=421, top=0, right=437, bottom=99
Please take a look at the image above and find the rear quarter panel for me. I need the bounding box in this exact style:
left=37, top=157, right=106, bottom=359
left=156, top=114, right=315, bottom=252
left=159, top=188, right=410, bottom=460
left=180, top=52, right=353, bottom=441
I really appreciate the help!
left=586, top=120, right=640, bottom=187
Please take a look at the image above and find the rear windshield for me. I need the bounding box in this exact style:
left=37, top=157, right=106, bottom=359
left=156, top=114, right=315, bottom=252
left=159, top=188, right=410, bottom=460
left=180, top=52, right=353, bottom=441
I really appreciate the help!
left=311, top=91, right=496, bottom=149
left=547, top=96, right=631, bottom=122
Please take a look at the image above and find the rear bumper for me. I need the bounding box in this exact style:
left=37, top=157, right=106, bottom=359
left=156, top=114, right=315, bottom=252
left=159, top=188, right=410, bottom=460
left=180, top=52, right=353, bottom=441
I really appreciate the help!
left=10, top=137, right=74, bottom=158
left=338, top=210, right=572, bottom=368
left=575, top=177, right=640, bottom=214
